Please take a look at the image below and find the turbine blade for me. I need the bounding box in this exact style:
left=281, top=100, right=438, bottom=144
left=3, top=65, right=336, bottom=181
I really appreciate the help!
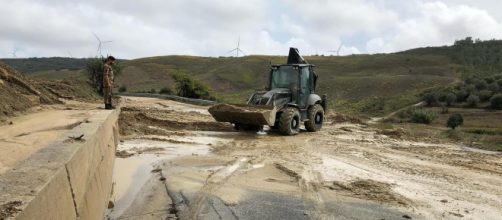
left=92, top=32, right=101, bottom=42
left=227, top=48, right=238, bottom=53
left=238, top=49, right=246, bottom=56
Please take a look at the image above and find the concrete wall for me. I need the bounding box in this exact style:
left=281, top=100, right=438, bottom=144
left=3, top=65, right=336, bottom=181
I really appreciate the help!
left=0, top=108, right=120, bottom=220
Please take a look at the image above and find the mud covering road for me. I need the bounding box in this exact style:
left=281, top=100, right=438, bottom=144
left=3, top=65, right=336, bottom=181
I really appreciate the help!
left=109, top=97, right=502, bottom=220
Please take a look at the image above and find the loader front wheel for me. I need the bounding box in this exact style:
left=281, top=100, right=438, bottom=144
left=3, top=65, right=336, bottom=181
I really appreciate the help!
left=278, top=107, right=300, bottom=135
left=305, top=104, right=324, bottom=132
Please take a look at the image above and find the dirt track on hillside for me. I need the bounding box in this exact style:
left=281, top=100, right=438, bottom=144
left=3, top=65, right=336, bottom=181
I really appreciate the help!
left=116, top=97, right=502, bottom=220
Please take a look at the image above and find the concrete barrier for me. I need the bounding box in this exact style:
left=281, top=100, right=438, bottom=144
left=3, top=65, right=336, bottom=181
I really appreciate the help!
left=0, top=108, right=120, bottom=220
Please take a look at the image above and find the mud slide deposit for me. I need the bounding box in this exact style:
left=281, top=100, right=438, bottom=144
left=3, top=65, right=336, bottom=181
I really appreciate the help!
left=110, top=96, right=502, bottom=220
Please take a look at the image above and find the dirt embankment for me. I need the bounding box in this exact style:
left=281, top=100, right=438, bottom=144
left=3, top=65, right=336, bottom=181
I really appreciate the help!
left=119, top=102, right=234, bottom=137
left=0, top=62, right=61, bottom=118
left=0, top=62, right=102, bottom=120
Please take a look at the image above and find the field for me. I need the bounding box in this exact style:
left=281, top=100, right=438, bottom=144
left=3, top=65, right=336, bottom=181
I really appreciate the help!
left=379, top=106, right=502, bottom=151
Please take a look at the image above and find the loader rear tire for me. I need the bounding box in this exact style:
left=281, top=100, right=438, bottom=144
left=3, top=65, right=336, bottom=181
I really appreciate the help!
left=305, top=104, right=324, bottom=132
left=278, top=107, right=300, bottom=135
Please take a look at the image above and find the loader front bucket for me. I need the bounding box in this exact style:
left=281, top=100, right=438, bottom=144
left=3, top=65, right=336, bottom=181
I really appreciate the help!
left=208, top=104, right=277, bottom=126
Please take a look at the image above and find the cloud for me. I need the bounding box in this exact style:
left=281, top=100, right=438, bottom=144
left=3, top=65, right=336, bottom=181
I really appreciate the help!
left=367, top=1, right=502, bottom=52
left=0, top=0, right=502, bottom=58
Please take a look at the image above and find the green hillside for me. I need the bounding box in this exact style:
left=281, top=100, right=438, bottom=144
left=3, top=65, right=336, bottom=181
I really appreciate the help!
left=1, top=57, right=92, bottom=74
left=114, top=53, right=458, bottom=116
left=22, top=38, right=502, bottom=116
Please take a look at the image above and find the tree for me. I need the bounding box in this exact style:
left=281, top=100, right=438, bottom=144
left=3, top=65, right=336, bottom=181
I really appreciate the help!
left=455, top=89, right=469, bottom=102
left=478, top=90, right=493, bottom=102
left=488, top=82, right=500, bottom=92
left=466, top=94, right=480, bottom=107
left=170, top=71, right=215, bottom=100
left=475, top=79, right=488, bottom=90
left=411, top=108, right=437, bottom=124
left=86, top=58, right=105, bottom=94
left=118, top=86, right=127, bottom=93
left=490, top=94, right=502, bottom=110
left=445, top=93, right=457, bottom=106
left=159, top=87, right=172, bottom=94
left=423, top=92, right=438, bottom=106
left=447, top=114, right=463, bottom=130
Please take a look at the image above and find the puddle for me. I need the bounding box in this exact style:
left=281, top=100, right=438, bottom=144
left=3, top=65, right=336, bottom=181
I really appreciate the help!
left=107, top=132, right=234, bottom=219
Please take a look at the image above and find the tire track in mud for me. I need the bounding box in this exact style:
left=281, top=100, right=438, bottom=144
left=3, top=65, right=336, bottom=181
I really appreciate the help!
left=313, top=123, right=502, bottom=219
left=180, top=157, right=249, bottom=220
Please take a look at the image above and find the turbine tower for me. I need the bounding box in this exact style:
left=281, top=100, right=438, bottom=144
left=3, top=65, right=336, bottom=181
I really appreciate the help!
left=9, top=49, right=18, bottom=58
left=227, top=36, right=246, bottom=57
left=93, top=32, right=112, bottom=57
left=328, top=43, right=343, bottom=56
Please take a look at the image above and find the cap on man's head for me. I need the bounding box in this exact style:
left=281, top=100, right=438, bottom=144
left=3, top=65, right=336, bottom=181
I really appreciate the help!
left=107, top=56, right=116, bottom=61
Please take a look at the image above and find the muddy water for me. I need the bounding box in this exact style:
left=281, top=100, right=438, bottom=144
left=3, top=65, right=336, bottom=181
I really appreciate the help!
left=107, top=133, right=233, bottom=219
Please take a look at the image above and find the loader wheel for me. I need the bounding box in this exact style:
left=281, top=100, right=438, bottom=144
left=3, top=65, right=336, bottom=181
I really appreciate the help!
left=278, top=107, right=300, bottom=135
left=305, top=104, right=324, bottom=132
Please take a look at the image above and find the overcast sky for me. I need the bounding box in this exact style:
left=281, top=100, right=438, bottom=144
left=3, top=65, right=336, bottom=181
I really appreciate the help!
left=1, top=0, right=502, bottom=59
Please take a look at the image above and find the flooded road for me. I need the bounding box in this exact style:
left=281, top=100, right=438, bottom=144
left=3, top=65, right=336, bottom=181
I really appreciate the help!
left=107, top=131, right=234, bottom=219
left=108, top=97, right=502, bottom=220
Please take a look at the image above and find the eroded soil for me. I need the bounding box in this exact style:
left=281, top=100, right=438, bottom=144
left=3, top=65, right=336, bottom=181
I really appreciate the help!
left=112, top=97, right=502, bottom=220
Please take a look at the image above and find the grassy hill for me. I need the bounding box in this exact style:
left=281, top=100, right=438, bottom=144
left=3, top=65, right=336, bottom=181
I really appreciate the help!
left=113, top=53, right=458, bottom=116
left=0, top=57, right=93, bottom=74
left=20, top=38, right=502, bottom=117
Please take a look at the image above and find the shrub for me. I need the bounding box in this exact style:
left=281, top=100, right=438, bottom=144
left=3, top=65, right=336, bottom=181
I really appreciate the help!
left=171, top=71, right=216, bottom=100
left=445, top=93, right=456, bottom=106
left=475, top=79, right=488, bottom=90
left=490, top=94, right=502, bottom=110
left=423, top=92, right=438, bottom=106
left=149, top=88, right=157, bottom=94
left=497, top=79, right=502, bottom=88
left=118, top=86, right=127, bottom=93
left=455, top=89, right=469, bottom=102
left=465, top=84, right=476, bottom=94
left=478, top=90, right=493, bottom=102
left=465, top=77, right=476, bottom=85
left=447, top=114, right=463, bottom=130
left=159, top=87, right=172, bottom=94
left=485, top=77, right=495, bottom=84
left=466, top=94, right=480, bottom=107
left=488, top=82, right=500, bottom=92
left=411, top=108, right=437, bottom=124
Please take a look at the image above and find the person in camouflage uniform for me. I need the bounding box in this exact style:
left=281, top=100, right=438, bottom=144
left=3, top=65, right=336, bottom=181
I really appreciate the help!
left=103, top=56, right=116, bottom=109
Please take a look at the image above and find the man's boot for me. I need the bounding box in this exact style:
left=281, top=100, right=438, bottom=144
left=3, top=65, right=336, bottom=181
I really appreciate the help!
left=105, top=104, right=111, bottom=110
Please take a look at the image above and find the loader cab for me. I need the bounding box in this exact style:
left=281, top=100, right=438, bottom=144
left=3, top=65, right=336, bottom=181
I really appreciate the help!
left=269, top=64, right=317, bottom=108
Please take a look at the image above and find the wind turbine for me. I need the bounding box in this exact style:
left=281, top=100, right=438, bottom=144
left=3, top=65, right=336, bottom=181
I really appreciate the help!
left=227, top=36, right=246, bottom=57
left=93, top=33, right=112, bottom=57
left=9, top=49, right=18, bottom=58
left=328, top=43, right=343, bottom=56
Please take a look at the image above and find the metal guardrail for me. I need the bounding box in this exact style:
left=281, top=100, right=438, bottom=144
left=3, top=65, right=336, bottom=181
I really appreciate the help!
left=117, top=92, right=217, bottom=106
